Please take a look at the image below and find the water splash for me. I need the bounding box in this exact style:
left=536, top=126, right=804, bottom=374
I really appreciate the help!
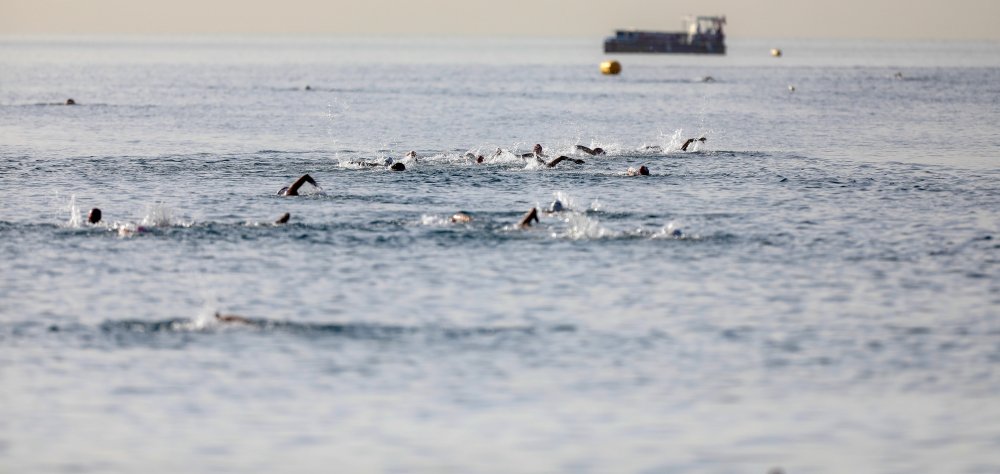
left=65, top=195, right=83, bottom=228
left=560, top=212, right=613, bottom=240
left=141, top=202, right=176, bottom=227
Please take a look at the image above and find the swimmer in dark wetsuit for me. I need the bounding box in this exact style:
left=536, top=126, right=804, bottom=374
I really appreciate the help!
left=278, top=174, right=318, bottom=196
left=87, top=208, right=102, bottom=224
left=681, top=137, right=706, bottom=151
left=626, top=165, right=650, bottom=176
left=575, top=145, right=606, bottom=156
left=275, top=213, right=290, bottom=224
left=464, top=152, right=486, bottom=163
left=518, top=207, right=539, bottom=228
left=539, top=156, right=585, bottom=168
left=65, top=98, right=76, bottom=105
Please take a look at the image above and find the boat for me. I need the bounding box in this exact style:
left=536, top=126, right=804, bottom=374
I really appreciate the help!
left=604, top=16, right=726, bottom=54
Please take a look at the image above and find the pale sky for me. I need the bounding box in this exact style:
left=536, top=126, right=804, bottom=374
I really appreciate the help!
left=2, top=0, right=999, bottom=40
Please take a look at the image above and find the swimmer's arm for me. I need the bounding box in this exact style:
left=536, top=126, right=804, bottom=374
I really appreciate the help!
left=681, top=139, right=695, bottom=151
left=518, top=207, right=539, bottom=228
left=284, top=173, right=317, bottom=196
left=546, top=156, right=585, bottom=168
left=575, top=145, right=595, bottom=155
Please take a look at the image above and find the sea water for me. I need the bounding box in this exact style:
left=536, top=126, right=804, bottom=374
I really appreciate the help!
left=1, top=36, right=999, bottom=473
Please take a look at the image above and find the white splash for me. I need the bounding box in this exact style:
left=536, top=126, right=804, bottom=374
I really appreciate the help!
left=653, top=222, right=687, bottom=239
left=561, top=213, right=613, bottom=240
left=66, top=195, right=83, bottom=228
left=141, top=203, right=176, bottom=227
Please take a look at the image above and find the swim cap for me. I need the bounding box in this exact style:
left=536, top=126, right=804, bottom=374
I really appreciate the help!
left=550, top=200, right=563, bottom=212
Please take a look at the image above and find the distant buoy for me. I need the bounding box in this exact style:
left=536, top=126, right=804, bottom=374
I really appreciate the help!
left=771, top=48, right=782, bottom=57
left=600, top=60, right=621, bottom=75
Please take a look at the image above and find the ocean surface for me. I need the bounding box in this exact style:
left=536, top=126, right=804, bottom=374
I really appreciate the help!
left=1, top=36, right=999, bottom=473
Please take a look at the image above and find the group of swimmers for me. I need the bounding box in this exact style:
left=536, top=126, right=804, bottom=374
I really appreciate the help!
left=85, top=138, right=706, bottom=233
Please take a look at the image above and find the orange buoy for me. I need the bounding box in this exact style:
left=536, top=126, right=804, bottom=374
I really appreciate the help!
left=600, top=60, right=622, bottom=75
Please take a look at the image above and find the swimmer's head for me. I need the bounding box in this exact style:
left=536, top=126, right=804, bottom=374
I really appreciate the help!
left=390, top=162, right=406, bottom=171
left=550, top=200, right=563, bottom=212
left=87, top=208, right=101, bottom=224
left=533, top=144, right=543, bottom=155
left=638, top=165, right=649, bottom=175
left=65, top=98, right=76, bottom=105
left=476, top=155, right=484, bottom=163
left=405, top=151, right=417, bottom=158
left=594, top=147, right=605, bottom=155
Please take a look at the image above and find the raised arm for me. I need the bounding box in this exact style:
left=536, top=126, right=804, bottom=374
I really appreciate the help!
left=518, top=207, right=539, bottom=228
left=284, top=173, right=317, bottom=196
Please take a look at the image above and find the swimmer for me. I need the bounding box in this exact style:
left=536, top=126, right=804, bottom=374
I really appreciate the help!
left=450, top=212, right=472, bottom=223
left=278, top=173, right=318, bottom=196
left=117, top=224, right=149, bottom=237
left=215, top=311, right=254, bottom=324
left=520, top=144, right=546, bottom=159
left=575, top=145, right=606, bottom=156
left=700, top=76, right=715, bottom=82
left=548, top=200, right=564, bottom=213
left=517, top=207, right=539, bottom=228
left=275, top=212, right=290, bottom=224
left=350, top=160, right=404, bottom=170
left=304, top=85, right=312, bottom=91
left=626, top=165, right=650, bottom=176
left=404, top=151, right=418, bottom=163
left=539, top=156, right=585, bottom=168
left=463, top=152, right=486, bottom=163
left=65, top=98, right=76, bottom=105
left=351, top=156, right=391, bottom=167
left=681, top=137, right=706, bottom=151
left=87, top=208, right=102, bottom=224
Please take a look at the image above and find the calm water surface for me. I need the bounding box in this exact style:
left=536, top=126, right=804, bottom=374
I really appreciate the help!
left=1, top=36, right=999, bottom=473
